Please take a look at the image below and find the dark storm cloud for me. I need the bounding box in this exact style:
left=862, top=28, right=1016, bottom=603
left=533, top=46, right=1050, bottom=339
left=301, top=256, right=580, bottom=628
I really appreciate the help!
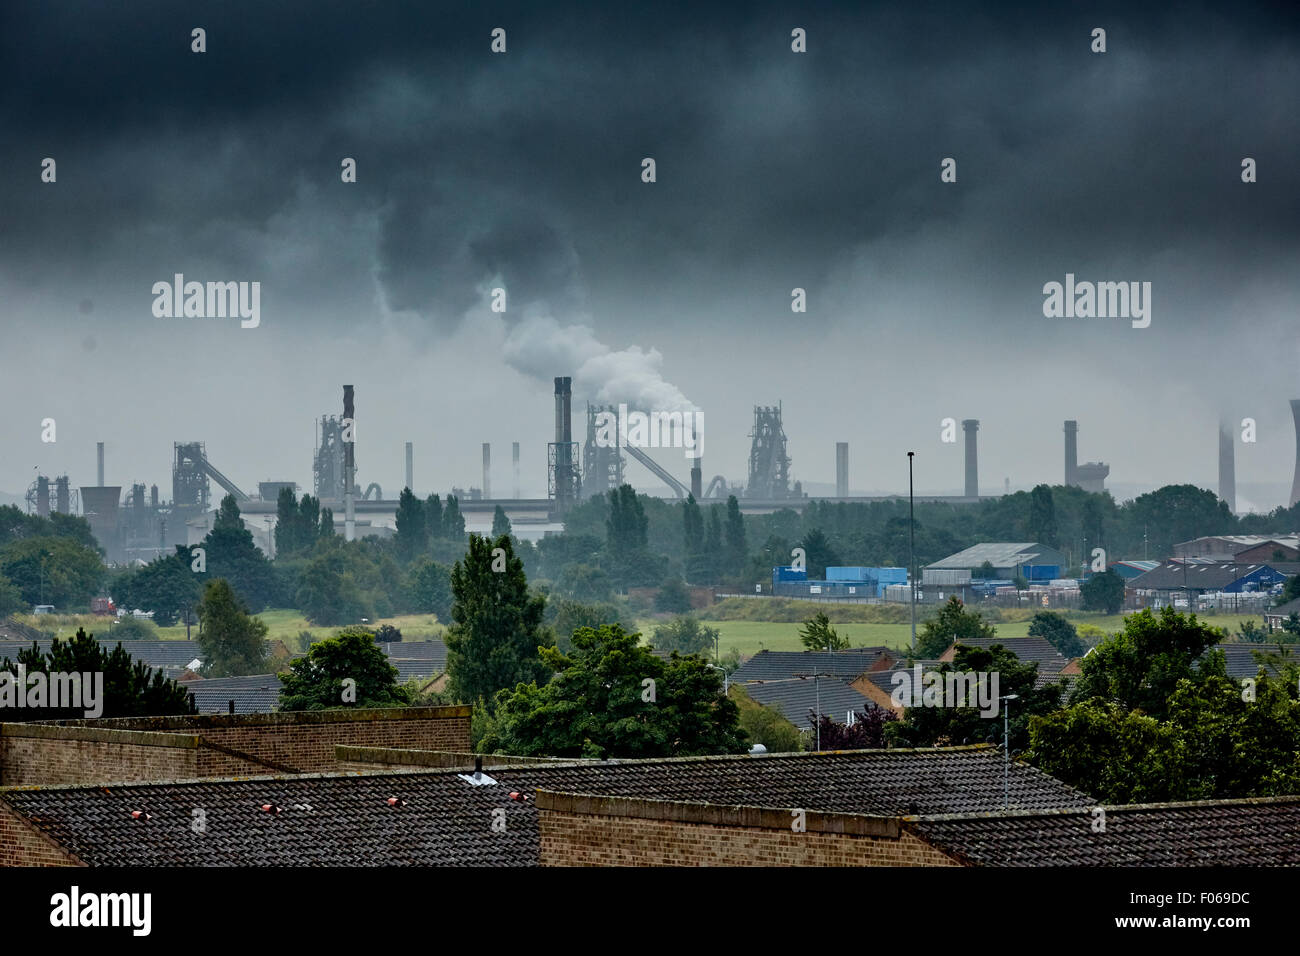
left=4, top=0, right=1296, bottom=338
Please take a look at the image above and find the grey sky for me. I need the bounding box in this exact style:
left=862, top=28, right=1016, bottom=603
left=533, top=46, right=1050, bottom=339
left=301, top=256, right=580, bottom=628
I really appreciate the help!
left=3, top=1, right=1298, bottom=508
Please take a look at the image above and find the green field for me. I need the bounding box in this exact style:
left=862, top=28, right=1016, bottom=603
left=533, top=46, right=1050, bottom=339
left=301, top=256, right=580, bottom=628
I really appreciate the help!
left=638, top=605, right=1268, bottom=660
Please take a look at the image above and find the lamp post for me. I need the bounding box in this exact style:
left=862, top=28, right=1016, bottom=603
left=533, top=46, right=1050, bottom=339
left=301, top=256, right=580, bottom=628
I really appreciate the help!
left=795, top=672, right=833, bottom=751
left=908, top=452, right=916, bottom=654
left=1001, top=693, right=1019, bottom=809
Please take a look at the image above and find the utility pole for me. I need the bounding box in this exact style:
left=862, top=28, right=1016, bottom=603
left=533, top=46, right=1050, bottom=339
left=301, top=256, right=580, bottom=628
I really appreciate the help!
left=908, top=452, right=916, bottom=654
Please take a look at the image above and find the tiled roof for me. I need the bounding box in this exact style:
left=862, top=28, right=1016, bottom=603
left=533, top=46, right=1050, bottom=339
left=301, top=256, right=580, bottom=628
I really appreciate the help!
left=730, top=647, right=894, bottom=683
left=1208, top=642, right=1298, bottom=679
left=1265, top=598, right=1300, bottom=618
left=185, top=674, right=283, bottom=714
left=861, top=661, right=944, bottom=696
left=0, top=746, right=1091, bottom=866
left=909, top=795, right=1300, bottom=866
left=741, top=676, right=874, bottom=728
left=381, top=641, right=447, bottom=681
left=0, top=639, right=203, bottom=677
left=943, top=636, right=1066, bottom=666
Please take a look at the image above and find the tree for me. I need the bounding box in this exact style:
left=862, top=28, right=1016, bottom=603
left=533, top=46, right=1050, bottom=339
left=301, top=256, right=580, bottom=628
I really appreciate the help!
left=1028, top=611, right=1086, bottom=657
left=682, top=495, right=707, bottom=581
left=278, top=627, right=411, bottom=711
left=491, top=505, right=512, bottom=538
left=202, top=495, right=277, bottom=611
left=607, top=484, right=648, bottom=556
left=273, top=488, right=324, bottom=558
left=483, top=623, right=747, bottom=759
left=810, top=707, right=898, bottom=750
left=0, top=574, right=22, bottom=618
left=373, top=623, right=402, bottom=643
left=0, top=628, right=195, bottom=719
left=404, top=558, right=454, bottom=621
left=652, top=616, right=719, bottom=657
left=0, top=536, right=105, bottom=609
left=394, top=488, right=429, bottom=563
left=442, top=495, right=465, bottom=539
left=445, top=534, right=552, bottom=711
left=424, top=494, right=444, bottom=539
left=888, top=645, right=1065, bottom=752
left=196, top=578, right=270, bottom=677
left=1027, top=484, right=1058, bottom=548
left=1237, top=619, right=1266, bottom=643
left=1279, top=575, right=1300, bottom=606
left=916, top=596, right=995, bottom=658
left=799, top=611, right=848, bottom=651
left=1069, top=607, right=1226, bottom=722
left=724, top=495, right=747, bottom=578
left=111, top=546, right=202, bottom=626
left=654, top=577, right=693, bottom=614
left=799, top=528, right=841, bottom=579
left=107, top=615, right=157, bottom=640
left=296, top=549, right=370, bottom=625
left=1080, top=569, right=1125, bottom=614
left=545, top=598, right=628, bottom=653
left=556, top=562, right=616, bottom=603
left=731, top=687, right=805, bottom=753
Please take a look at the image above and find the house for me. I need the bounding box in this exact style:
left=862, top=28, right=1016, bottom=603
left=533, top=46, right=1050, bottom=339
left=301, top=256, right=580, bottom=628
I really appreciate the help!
left=1264, top=598, right=1300, bottom=633
left=0, top=745, right=1093, bottom=867
left=1173, top=535, right=1300, bottom=563
left=182, top=673, right=284, bottom=714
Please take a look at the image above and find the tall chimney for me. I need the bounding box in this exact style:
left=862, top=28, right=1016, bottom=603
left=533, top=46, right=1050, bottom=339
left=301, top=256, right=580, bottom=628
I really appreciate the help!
left=36, top=476, right=50, bottom=517
left=691, top=457, right=703, bottom=499
left=343, top=385, right=355, bottom=541
left=835, top=442, right=849, bottom=498
left=55, top=476, right=69, bottom=515
left=512, top=442, right=520, bottom=499
left=1219, top=420, right=1236, bottom=514
left=1064, top=420, right=1078, bottom=487
left=554, top=377, right=574, bottom=508
left=482, top=443, right=491, bottom=499
left=405, top=442, right=413, bottom=492
left=1290, top=401, right=1300, bottom=508
left=97, top=442, right=105, bottom=486
left=150, top=484, right=159, bottom=508
left=962, top=420, right=979, bottom=498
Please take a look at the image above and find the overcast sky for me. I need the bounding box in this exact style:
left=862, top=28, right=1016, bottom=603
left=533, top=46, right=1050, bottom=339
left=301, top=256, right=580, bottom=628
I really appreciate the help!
left=3, top=1, right=1299, bottom=510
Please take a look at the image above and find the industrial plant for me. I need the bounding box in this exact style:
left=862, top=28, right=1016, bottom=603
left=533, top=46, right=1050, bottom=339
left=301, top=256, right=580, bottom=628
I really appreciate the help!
left=26, top=374, right=1300, bottom=564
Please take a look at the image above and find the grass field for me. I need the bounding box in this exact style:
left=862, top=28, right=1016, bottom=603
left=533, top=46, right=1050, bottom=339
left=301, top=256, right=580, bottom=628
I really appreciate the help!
left=638, top=605, right=1268, bottom=659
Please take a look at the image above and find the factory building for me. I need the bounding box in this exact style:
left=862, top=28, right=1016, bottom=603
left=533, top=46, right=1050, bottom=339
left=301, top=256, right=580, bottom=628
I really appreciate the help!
left=771, top=566, right=907, bottom=599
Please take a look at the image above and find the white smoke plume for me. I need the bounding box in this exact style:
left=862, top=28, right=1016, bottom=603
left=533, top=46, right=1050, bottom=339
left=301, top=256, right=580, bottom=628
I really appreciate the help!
left=501, top=311, right=697, bottom=412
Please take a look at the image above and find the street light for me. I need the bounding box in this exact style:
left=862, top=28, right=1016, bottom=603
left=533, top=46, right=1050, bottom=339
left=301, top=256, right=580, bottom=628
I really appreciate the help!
left=908, top=452, right=916, bottom=654
left=1001, top=693, right=1019, bottom=809
left=794, top=672, right=834, bottom=751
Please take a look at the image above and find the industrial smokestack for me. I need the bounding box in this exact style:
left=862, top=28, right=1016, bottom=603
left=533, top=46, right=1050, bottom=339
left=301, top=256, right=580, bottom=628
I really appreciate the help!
left=1290, top=401, right=1300, bottom=508
left=482, top=443, right=491, bottom=499
left=1219, top=420, right=1236, bottom=514
left=691, top=458, right=703, bottom=499
left=55, top=476, right=69, bottom=515
left=150, top=484, right=159, bottom=508
left=512, top=442, right=520, bottom=498
left=343, top=385, right=355, bottom=541
left=1064, top=421, right=1078, bottom=487
left=36, top=476, right=50, bottom=517
left=962, top=420, right=979, bottom=498
left=97, top=442, right=105, bottom=486
left=553, top=377, right=575, bottom=508
left=835, top=442, right=849, bottom=498
left=405, top=442, right=413, bottom=492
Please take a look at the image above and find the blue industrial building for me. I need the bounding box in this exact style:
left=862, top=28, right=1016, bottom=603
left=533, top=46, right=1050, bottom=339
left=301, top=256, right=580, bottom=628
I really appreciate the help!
left=771, top=566, right=906, bottom=599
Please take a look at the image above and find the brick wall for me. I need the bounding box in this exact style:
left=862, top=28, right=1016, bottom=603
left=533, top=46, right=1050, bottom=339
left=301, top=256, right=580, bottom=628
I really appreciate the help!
left=2, top=706, right=471, bottom=785
left=537, top=791, right=962, bottom=867
left=1, top=724, right=200, bottom=786
left=0, top=801, right=81, bottom=866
